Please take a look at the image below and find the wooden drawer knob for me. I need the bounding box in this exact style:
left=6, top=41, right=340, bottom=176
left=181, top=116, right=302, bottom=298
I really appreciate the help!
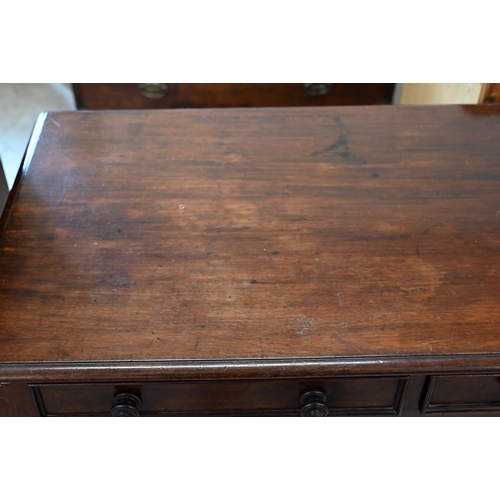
left=300, top=390, right=329, bottom=417
left=111, top=393, right=141, bottom=417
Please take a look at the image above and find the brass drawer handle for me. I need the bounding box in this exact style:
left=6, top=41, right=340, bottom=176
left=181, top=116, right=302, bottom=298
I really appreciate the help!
left=111, top=392, right=141, bottom=417
left=300, top=390, right=329, bottom=417
left=303, top=83, right=332, bottom=96
left=138, top=83, right=168, bottom=98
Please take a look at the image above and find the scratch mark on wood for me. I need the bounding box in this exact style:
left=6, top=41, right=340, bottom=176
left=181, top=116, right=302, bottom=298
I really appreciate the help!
left=91, top=183, right=106, bottom=214
left=140, top=188, right=149, bottom=224
left=416, top=221, right=446, bottom=257
left=334, top=331, right=364, bottom=354
left=28, top=331, right=59, bottom=350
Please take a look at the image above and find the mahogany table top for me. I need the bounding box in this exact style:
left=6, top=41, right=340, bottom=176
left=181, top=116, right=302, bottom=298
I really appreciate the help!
left=1, top=105, right=499, bottom=374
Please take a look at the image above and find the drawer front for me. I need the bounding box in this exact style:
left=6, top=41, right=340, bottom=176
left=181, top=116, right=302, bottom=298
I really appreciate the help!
left=422, top=374, right=500, bottom=414
left=73, top=83, right=395, bottom=110
left=31, top=377, right=408, bottom=416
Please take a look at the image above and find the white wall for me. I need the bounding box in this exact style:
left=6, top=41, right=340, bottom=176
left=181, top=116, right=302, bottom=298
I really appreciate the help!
left=394, top=83, right=482, bottom=105
left=0, top=84, right=76, bottom=190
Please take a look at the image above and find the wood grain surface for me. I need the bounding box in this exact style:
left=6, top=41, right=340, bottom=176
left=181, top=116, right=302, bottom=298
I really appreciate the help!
left=1, top=105, right=500, bottom=366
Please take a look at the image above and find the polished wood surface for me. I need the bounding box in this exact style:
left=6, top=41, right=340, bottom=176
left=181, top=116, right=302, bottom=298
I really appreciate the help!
left=2, top=105, right=500, bottom=364
left=1, top=105, right=500, bottom=416
left=73, top=83, right=395, bottom=110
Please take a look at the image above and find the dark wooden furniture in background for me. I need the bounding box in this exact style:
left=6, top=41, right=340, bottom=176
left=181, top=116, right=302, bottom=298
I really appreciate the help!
left=1, top=105, right=500, bottom=416
left=0, top=155, right=8, bottom=218
left=72, top=83, right=395, bottom=110
left=480, top=83, right=500, bottom=104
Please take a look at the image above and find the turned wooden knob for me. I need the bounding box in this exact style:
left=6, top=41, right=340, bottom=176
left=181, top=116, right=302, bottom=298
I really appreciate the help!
left=300, top=390, right=329, bottom=417
left=111, top=393, right=141, bottom=417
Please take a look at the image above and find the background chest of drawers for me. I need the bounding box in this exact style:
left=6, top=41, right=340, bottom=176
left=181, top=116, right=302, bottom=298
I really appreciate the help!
left=72, top=83, right=395, bottom=109
left=1, top=105, right=500, bottom=416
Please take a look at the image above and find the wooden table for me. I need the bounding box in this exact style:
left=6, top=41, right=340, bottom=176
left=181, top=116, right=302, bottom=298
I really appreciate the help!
left=1, top=105, right=500, bottom=416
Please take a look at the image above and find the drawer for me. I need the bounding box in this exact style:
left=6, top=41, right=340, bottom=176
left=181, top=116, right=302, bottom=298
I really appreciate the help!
left=422, top=374, right=500, bottom=414
left=73, top=83, right=395, bottom=110
left=31, top=377, right=408, bottom=417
